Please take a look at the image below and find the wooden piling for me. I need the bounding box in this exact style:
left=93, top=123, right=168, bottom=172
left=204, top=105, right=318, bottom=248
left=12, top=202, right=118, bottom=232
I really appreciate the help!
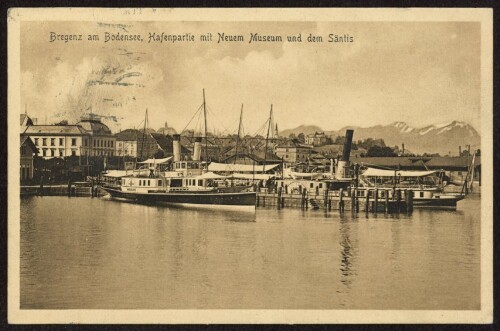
left=365, top=190, right=370, bottom=213
left=396, top=189, right=401, bottom=213
left=351, top=189, right=355, bottom=211
left=339, top=188, right=344, bottom=212
left=407, top=189, right=414, bottom=213
left=384, top=189, right=389, bottom=213
left=277, top=187, right=282, bottom=210
left=305, top=190, right=309, bottom=210
left=374, top=189, right=379, bottom=213
left=354, top=188, right=359, bottom=212
left=324, top=189, right=329, bottom=209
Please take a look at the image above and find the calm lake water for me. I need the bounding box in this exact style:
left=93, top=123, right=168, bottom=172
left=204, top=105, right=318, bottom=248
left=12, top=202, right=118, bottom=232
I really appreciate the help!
left=20, top=195, right=481, bottom=310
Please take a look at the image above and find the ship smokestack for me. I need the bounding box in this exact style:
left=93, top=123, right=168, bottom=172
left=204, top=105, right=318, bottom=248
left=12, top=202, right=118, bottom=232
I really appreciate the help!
left=173, top=134, right=181, bottom=162
left=193, top=137, right=202, bottom=161
left=336, top=129, right=354, bottom=179
left=341, top=129, right=354, bottom=162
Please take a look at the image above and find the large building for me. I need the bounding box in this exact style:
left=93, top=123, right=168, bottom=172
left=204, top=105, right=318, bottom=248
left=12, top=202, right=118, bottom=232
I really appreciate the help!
left=305, top=131, right=331, bottom=146
left=77, top=114, right=116, bottom=157
left=115, top=129, right=139, bottom=157
left=24, top=124, right=91, bottom=159
left=275, top=140, right=315, bottom=164
left=23, top=114, right=116, bottom=159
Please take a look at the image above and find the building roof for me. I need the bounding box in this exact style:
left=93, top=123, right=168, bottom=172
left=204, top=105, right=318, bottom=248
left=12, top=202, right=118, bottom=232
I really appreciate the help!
left=276, top=140, right=313, bottom=149
left=150, top=133, right=190, bottom=154
left=77, top=118, right=112, bottom=136
left=20, top=134, right=38, bottom=153
left=24, top=125, right=88, bottom=136
left=115, top=129, right=140, bottom=141
left=20, top=114, right=33, bottom=126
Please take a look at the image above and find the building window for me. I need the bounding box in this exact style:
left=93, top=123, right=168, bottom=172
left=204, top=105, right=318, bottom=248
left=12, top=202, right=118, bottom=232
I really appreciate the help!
left=71, top=149, right=77, bottom=156
left=34, top=138, right=39, bottom=145
left=420, top=192, right=424, bottom=198
left=84, top=139, right=87, bottom=147
left=51, top=138, right=55, bottom=146
left=42, top=148, right=47, bottom=156
left=50, top=149, right=55, bottom=157
left=42, top=138, right=47, bottom=146
left=71, top=138, right=77, bottom=146
left=59, top=149, right=64, bottom=157
left=93, top=140, right=96, bottom=147
left=59, top=138, right=64, bottom=145
left=111, top=141, right=114, bottom=148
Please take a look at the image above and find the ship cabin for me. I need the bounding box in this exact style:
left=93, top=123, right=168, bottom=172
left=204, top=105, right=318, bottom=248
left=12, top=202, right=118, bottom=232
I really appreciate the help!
left=172, top=159, right=204, bottom=177
left=276, top=178, right=351, bottom=195
left=360, top=168, right=445, bottom=189
left=120, top=173, right=215, bottom=193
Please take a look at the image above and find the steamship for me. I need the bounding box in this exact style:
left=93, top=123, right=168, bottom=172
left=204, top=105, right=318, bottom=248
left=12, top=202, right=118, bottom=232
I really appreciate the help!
left=102, top=135, right=256, bottom=210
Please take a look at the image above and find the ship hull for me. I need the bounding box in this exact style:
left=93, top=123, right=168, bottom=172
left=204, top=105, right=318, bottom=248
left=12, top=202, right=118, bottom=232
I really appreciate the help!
left=102, top=187, right=256, bottom=210
left=412, top=196, right=465, bottom=208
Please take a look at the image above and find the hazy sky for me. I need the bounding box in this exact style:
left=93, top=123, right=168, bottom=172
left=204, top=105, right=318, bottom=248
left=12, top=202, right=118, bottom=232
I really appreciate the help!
left=20, top=21, right=481, bottom=134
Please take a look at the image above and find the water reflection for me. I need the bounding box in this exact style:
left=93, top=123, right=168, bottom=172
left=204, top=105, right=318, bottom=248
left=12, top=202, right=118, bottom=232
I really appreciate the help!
left=20, top=195, right=481, bottom=310
left=339, top=218, right=357, bottom=290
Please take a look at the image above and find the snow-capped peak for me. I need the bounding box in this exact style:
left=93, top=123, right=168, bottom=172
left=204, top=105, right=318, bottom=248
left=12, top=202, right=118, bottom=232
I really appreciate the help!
left=391, top=121, right=415, bottom=133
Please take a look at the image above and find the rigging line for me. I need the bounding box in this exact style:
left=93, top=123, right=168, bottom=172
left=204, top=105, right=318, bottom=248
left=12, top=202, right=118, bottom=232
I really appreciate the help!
left=205, top=104, right=236, bottom=136
left=251, top=119, right=269, bottom=137
left=180, top=103, right=204, bottom=135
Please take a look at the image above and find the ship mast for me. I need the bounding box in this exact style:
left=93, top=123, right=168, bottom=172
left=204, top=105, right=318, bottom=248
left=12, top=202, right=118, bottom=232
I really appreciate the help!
left=140, top=108, right=148, bottom=161
left=263, top=104, right=273, bottom=173
left=234, top=104, right=243, bottom=164
left=203, top=89, right=208, bottom=169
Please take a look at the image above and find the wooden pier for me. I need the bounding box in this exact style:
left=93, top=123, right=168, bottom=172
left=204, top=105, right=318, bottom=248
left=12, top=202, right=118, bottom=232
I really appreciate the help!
left=21, top=184, right=104, bottom=197
left=256, top=187, right=414, bottom=214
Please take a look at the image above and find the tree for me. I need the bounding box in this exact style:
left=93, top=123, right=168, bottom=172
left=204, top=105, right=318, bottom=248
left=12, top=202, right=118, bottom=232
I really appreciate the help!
left=297, top=133, right=305, bottom=143
left=366, top=145, right=397, bottom=157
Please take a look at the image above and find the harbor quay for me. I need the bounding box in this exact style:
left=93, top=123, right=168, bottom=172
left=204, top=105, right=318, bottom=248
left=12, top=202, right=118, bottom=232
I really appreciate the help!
left=22, top=182, right=414, bottom=214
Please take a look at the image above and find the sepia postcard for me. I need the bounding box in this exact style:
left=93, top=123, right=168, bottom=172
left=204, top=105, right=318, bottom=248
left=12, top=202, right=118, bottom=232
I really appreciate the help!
left=8, top=8, right=493, bottom=324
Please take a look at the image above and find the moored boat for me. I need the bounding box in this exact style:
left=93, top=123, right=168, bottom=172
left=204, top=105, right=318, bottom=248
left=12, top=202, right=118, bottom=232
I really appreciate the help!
left=359, top=167, right=465, bottom=208
left=102, top=134, right=256, bottom=211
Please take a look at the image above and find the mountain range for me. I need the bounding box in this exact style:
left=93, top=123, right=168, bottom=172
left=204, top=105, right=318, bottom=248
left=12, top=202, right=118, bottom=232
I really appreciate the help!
left=280, top=121, right=480, bottom=156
